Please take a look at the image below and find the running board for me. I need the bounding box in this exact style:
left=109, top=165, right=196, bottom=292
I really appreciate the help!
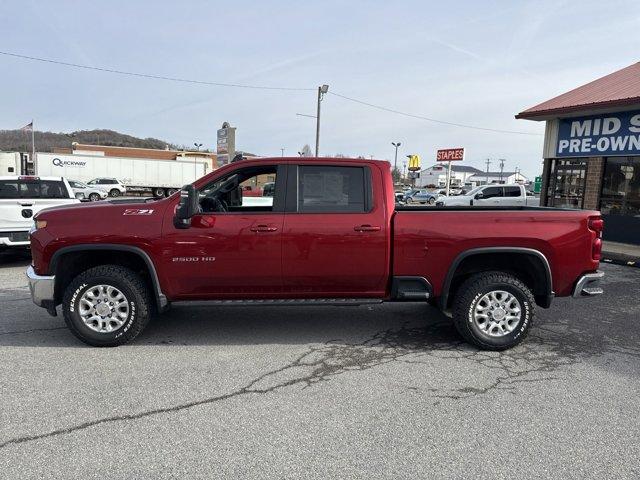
left=173, top=298, right=384, bottom=307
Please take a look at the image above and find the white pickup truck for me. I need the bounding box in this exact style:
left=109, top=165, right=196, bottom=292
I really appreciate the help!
left=437, top=184, right=540, bottom=207
left=0, top=176, right=79, bottom=249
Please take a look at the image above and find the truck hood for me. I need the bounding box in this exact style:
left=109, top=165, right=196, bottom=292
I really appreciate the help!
left=441, top=195, right=472, bottom=206
left=35, top=197, right=166, bottom=219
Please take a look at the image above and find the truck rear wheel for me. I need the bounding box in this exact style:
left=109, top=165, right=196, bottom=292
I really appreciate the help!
left=452, top=271, right=535, bottom=350
left=153, top=188, right=165, bottom=198
left=62, top=265, right=152, bottom=347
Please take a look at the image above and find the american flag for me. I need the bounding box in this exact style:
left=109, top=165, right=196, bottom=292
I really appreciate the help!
left=20, top=121, right=33, bottom=132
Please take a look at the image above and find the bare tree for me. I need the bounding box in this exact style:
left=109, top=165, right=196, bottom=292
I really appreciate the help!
left=299, top=144, right=312, bottom=157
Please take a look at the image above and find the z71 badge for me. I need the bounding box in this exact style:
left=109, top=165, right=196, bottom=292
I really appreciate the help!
left=123, top=209, right=154, bottom=216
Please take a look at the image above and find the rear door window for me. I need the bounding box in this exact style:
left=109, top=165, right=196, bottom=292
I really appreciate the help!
left=297, top=166, right=368, bottom=212
left=504, top=186, right=522, bottom=197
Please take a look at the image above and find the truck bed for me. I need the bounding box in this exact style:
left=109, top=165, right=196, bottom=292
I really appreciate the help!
left=392, top=207, right=600, bottom=300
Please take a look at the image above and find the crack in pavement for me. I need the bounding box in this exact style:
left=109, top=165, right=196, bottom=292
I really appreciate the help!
left=0, top=326, right=66, bottom=336
left=0, top=314, right=615, bottom=450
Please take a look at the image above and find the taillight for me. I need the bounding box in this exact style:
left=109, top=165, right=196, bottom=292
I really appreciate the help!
left=588, top=216, right=604, bottom=261
left=588, top=217, right=604, bottom=233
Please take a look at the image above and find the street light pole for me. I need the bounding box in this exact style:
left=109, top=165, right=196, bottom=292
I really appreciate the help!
left=392, top=142, right=401, bottom=172
left=280, top=148, right=285, bottom=157
left=315, top=85, right=329, bottom=157
left=193, top=142, right=203, bottom=178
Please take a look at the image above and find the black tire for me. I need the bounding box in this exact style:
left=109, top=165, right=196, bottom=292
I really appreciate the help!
left=89, top=193, right=101, bottom=202
left=153, top=188, right=165, bottom=198
left=109, top=189, right=120, bottom=197
left=165, top=188, right=177, bottom=197
left=62, top=265, right=152, bottom=347
left=428, top=197, right=436, bottom=205
left=452, top=271, right=535, bottom=351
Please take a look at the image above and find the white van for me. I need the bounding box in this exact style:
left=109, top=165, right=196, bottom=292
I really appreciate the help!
left=0, top=176, right=79, bottom=249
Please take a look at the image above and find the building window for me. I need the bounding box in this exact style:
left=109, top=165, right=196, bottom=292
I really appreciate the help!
left=547, top=158, right=588, bottom=208
left=600, top=157, right=640, bottom=216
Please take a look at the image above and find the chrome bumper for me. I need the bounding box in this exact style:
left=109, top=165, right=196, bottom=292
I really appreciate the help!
left=26, top=265, right=55, bottom=307
left=572, top=271, right=604, bottom=298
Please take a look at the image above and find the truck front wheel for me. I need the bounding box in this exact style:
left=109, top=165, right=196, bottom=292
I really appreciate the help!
left=62, top=265, right=152, bottom=347
left=452, top=272, right=535, bottom=350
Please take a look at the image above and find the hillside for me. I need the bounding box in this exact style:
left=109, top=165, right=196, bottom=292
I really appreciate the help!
left=0, top=129, right=178, bottom=153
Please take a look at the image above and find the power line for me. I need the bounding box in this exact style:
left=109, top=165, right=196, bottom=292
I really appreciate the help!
left=328, top=91, right=542, bottom=136
left=1, top=50, right=543, bottom=136
left=0, top=50, right=314, bottom=91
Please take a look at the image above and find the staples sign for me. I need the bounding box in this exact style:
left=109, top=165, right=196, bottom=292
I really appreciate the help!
left=436, top=148, right=464, bottom=161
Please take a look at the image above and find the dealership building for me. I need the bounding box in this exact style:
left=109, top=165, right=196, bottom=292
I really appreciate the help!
left=517, top=61, right=640, bottom=245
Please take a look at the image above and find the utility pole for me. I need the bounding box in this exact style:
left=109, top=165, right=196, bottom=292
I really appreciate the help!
left=485, top=158, right=492, bottom=185
left=315, top=85, right=329, bottom=157
left=280, top=148, right=285, bottom=157
left=499, top=158, right=506, bottom=183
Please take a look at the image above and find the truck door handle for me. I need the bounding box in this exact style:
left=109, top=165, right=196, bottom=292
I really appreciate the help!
left=354, top=224, right=381, bottom=232
left=250, top=225, right=278, bottom=232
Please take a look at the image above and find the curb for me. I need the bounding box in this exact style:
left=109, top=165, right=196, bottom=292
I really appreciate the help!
left=601, top=255, right=639, bottom=268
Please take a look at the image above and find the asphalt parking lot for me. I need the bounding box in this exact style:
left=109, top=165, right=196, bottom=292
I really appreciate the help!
left=0, top=252, right=638, bottom=479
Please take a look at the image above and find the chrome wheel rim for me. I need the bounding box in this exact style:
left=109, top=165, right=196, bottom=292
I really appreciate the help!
left=79, top=284, right=130, bottom=333
left=473, top=290, right=521, bottom=337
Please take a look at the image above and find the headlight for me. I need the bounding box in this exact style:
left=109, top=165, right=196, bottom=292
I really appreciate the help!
left=29, top=219, right=47, bottom=235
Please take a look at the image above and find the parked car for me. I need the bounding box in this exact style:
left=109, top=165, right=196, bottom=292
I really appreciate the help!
left=27, top=158, right=603, bottom=351
left=68, top=180, right=108, bottom=202
left=0, top=176, right=79, bottom=250
left=437, top=184, right=540, bottom=207
left=406, top=189, right=439, bottom=205
left=86, top=178, right=127, bottom=197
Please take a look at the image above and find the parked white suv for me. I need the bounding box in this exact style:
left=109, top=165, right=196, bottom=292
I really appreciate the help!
left=437, top=184, right=540, bottom=207
left=0, top=176, right=79, bottom=249
left=68, top=180, right=109, bottom=202
left=86, top=178, right=127, bottom=197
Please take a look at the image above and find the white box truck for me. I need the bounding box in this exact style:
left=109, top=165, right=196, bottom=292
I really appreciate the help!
left=31, top=153, right=209, bottom=198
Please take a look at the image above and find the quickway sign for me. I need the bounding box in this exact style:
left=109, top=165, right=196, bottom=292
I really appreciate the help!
left=557, top=111, right=640, bottom=157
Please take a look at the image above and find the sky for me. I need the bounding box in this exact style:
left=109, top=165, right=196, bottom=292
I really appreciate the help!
left=1, top=0, right=639, bottom=178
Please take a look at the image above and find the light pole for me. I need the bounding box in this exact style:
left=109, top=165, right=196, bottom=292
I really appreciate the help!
left=498, top=158, right=506, bottom=183
left=315, top=84, right=329, bottom=157
left=194, top=143, right=203, bottom=178
left=392, top=142, right=401, bottom=173
left=280, top=148, right=285, bottom=157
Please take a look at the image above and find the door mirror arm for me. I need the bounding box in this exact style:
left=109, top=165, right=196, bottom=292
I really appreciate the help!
left=173, top=184, right=199, bottom=229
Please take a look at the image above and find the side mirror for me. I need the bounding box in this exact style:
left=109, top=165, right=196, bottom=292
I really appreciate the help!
left=474, top=192, right=484, bottom=200
left=173, top=184, right=199, bottom=229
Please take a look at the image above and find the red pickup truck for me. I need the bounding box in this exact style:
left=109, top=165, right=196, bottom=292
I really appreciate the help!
left=27, top=158, right=604, bottom=350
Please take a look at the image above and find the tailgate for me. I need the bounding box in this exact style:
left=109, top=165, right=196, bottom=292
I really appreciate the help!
left=0, top=198, right=77, bottom=233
